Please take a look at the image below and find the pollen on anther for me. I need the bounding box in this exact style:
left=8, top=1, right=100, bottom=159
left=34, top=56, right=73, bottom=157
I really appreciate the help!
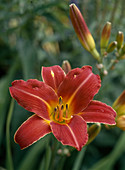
left=54, top=107, right=57, bottom=112
left=66, top=104, right=68, bottom=109
left=61, top=105, right=64, bottom=110
left=59, top=96, right=63, bottom=104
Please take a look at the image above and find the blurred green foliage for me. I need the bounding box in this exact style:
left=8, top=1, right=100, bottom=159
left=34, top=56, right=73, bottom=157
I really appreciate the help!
left=1, top=0, right=125, bottom=169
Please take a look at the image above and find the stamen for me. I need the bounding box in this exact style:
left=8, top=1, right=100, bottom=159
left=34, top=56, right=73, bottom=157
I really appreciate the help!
left=61, top=105, right=64, bottom=110
left=66, top=104, right=68, bottom=110
left=51, top=99, right=71, bottom=123
left=54, top=107, right=59, bottom=121
left=59, top=104, right=64, bottom=122
left=62, top=117, right=72, bottom=121
left=59, top=96, right=63, bottom=105
left=54, top=107, right=57, bottom=112
left=65, top=104, right=69, bottom=123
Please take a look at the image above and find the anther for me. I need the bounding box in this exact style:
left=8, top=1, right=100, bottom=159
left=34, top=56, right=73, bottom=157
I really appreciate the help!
left=66, top=104, right=68, bottom=110
left=61, top=105, right=64, bottom=110
left=59, top=96, right=63, bottom=105
left=54, top=107, right=57, bottom=112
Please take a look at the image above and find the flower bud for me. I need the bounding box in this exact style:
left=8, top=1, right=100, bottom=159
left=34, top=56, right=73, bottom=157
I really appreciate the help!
left=96, top=63, right=104, bottom=70
left=112, top=90, right=125, bottom=116
left=69, top=3, right=100, bottom=61
left=120, top=44, right=125, bottom=58
left=103, top=69, right=108, bottom=76
left=62, top=60, right=71, bottom=74
left=107, top=41, right=117, bottom=53
left=63, top=148, right=70, bottom=156
left=57, top=149, right=62, bottom=155
left=87, top=123, right=101, bottom=144
left=100, top=22, right=111, bottom=49
left=116, top=31, right=124, bottom=50
left=116, top=115, right=125, bottom=131
left=122, top=43, right=125, bottom=53
left=119, top=54, right=125, bottom=60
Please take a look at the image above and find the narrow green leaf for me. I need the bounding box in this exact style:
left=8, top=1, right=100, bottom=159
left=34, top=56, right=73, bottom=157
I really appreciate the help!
left=18, top=135, right=50, bottom=170
left=89, top=132, right=125, bottom=170
left=72, top=147, right=86, bottom=170
left=39, top=157, right=45, bottom=170
left=39, top=139, right=52, bottom=170
left=56, top=156, right=66, bottom=170
left=6, top=99, right=14, bottom=170
left=0, top=167, right=6, bottom=170
left=45, top=146, right=52, bottom=170
left=0, top=57, right=19, bottom=147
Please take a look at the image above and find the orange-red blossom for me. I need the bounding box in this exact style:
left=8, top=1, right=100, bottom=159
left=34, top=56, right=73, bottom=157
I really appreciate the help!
left=9, top=65, right=116, bottom=150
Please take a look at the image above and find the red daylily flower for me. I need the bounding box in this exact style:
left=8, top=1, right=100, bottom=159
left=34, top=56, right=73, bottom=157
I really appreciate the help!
left=9, top=65, right=116, bottom=151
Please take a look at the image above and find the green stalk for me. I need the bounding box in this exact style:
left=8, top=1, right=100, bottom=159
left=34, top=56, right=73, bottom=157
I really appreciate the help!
left=44, top=145, right=52, bottom=170
left=110, top=0, right=120, bottom=24
left=6, top=99, right=14, bottom=170
left=72, top=147, right=86, bottom=170
left=50, top=137, right=60, bottom=170
left=57, top=156, right=66, bottom=170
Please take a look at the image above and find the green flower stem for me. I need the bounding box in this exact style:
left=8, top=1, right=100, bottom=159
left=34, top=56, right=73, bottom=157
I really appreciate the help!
left=90, top=48, right=101, bottom=62
left=44, top=145, right=52, bottom=170
left=107, top=59, right=118, bottom=71
left=0, top=57, right=20, bottom=148
left=50, top=137, right=60, bottom=170
left=72, top=146, right=86, bottom=170
left=6, top=99, right=14, bottom=170
left=57, top=156, right=66, bottom=170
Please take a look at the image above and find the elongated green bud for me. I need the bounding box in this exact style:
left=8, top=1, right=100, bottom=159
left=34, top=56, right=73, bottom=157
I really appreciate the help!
left=69, top=3, right=100, bottom=61
left=120, top=43, right=125, bottom=56
left=122, top=43, right=125, bottom=53
left=62, top=60, right=71, bottom=74
left=116, top=31, right=124, bottom=50
left=87, top=123, right=101, bottom=144
left=100, top=22, right=111, bottom=49
left=120, top=44, right=125, bottom=59
left=107, top=41, right=117, bottom=53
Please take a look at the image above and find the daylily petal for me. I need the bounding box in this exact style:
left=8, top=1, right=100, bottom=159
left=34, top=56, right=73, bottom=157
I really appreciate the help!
left=9, top=79, right=58, bottom=120
left=81, top=100, right=116, bottom=125
left=50, top=115, right=88, bottom=151
left=14, top=114, right=51, bottom=149
left=58, top=66, right=101, bottom=114
left=42, top=65, right=65, bottom=92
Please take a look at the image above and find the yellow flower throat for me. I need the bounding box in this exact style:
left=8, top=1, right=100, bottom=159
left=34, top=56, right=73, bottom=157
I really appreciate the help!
left=51, top=97, right=72, bottom=124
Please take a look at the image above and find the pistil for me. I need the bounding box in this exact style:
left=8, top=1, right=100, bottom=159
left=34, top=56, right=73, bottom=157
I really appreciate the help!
left=59, top=104, right=64, bottom=122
